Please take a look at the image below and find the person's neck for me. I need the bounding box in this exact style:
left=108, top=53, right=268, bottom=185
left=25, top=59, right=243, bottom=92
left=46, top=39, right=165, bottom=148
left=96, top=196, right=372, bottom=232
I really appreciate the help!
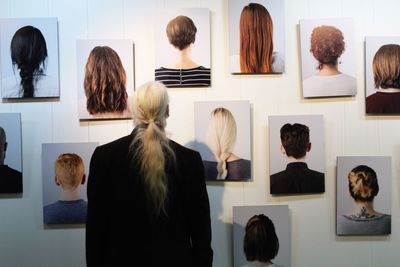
left=353, top=201, right=381, bottom=216
left=171, top=47, right=198, bottom=69
left=318, top=64, right=341, bottom=76
left=59, top=188, right=81, bottom=201
left=377, top=87, right=400, bottom=93
left=287, top=156, right=306, bottom=163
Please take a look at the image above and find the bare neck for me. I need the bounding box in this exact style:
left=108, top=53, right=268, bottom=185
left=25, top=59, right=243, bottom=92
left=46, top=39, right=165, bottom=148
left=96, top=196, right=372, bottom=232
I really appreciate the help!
left=352, top=201, right=382, bottom=216
left=287, top=156, right=306, bottom=163
left=59, top=188, right=81, bottom=201
left=170, top=46, right=199, bottom=69
left=318, top=64, right=341, bottom=76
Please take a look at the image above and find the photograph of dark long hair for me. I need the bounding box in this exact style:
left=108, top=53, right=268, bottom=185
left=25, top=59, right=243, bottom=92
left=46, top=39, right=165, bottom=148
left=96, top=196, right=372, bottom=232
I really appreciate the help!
left=10, top=25, right=48, bottom=98
left=84, top=46, right=127, bottom=115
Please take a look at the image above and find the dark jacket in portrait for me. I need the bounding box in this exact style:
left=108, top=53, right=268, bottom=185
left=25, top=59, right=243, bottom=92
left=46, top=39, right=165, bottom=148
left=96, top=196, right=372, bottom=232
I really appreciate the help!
left=0, top=165, right=22, bottom=193
left=203, top=159, right=251, bottom=181
left=270, top=162, right=324, bottom=195
left=86, top=130, right=213, bottom=267
left=366, top=92, right=400, bottom=114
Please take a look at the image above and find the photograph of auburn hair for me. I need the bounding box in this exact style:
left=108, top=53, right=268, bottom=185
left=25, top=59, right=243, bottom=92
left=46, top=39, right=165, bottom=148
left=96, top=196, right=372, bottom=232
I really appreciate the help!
left=240, top=3, right=273, bottom=73
left=300, top=18, right=356, bottom=98
left=84, top=46, right=127, bottom=115
left=228, top=0, right=285, bottom=74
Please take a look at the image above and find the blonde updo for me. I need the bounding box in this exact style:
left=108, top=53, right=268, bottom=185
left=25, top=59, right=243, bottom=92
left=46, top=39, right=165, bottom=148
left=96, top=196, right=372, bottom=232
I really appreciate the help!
left=348, top=165, right=379, bottom=202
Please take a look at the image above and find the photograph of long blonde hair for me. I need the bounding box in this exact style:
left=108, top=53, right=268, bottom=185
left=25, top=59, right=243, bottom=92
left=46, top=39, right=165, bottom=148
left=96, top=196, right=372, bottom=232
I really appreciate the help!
left=206, top=107, right=237, bottom=180
left=240, top=3, right=274, bottom=73
left=130, top=81, right=175, bottom=215
left=84, top=46, right=127, bottom=115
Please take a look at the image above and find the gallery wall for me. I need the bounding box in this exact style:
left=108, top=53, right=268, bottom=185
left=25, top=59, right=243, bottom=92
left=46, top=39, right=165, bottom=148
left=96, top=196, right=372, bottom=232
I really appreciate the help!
left=0, top=0, right=399, bottom=266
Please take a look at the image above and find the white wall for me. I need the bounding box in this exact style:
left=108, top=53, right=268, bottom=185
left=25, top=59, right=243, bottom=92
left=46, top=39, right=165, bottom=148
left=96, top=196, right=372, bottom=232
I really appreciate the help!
left=0, top=0, right=399, bottom=266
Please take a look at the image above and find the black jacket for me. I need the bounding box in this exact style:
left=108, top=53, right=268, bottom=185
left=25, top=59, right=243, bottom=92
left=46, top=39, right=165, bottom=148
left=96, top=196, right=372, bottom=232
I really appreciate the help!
left=270, top=162, right=324, bottom=195
left=86, top=131, right=213, bottom=266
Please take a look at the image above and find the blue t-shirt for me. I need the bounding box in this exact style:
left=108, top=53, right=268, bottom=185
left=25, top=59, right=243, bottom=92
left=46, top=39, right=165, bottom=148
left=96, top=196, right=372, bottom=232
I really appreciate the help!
left=43, top=199, right=87, bottom=224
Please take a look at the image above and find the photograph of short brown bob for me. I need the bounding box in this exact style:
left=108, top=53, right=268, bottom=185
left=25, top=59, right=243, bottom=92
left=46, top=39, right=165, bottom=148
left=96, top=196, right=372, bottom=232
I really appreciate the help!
left=244, top=214, right=279, bottom=263
left=84, top=46, right=127, bottom=115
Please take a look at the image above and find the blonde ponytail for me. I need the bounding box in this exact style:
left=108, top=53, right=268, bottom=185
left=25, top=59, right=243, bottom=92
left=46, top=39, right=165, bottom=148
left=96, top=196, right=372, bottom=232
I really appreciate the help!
left=131, top=82, right=174, bottom=214
left=206, top=107, right=237, bottom=180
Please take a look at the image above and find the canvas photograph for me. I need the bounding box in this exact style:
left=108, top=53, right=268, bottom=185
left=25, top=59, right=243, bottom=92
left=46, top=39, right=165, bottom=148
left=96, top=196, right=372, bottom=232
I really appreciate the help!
left=336, top=156, right=391, bottom=236
left=300, top=18, right=356, bottom=98
left=0, top=113, right=22, bottom=194
left=194, top=101, right=251, bottom=181
left=269, top=115, right=325, bottom=195
left=154, top=8, right=211, bottom=88
left=0, top=18, right=59, bottom=99
left=228, top=0, right=285, bottom=74
left=77, top=39, right=134, bottom=120
left=42, top=142, right=98, bottom=225
left=365, top=36, right=400, bottom=114
left=233, top=205, right=290, bottom=267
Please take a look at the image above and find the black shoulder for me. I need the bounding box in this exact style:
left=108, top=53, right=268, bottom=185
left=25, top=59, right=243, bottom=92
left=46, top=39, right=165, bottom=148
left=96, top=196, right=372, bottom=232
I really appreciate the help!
left=169, top=140, right=201, bottom=161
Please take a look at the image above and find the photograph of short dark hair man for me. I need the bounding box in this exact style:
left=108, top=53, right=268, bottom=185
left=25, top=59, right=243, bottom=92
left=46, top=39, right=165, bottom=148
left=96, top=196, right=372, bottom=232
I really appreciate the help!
left=0, top=18, right=59, bottom=99
left=269, top=115, right=325, bottom=195
left=270, top=123, right=324, bottom=194
left=0, top=126, right=22, bottom=193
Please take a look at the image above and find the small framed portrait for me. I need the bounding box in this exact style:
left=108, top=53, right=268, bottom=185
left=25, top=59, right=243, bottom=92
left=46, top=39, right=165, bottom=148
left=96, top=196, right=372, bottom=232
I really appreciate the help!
left=300, top=18, right=357, bottom=98
left=0, top=18, right=59, bottom=99
left=42, top=142, right=98, bottom=225
left=233, top=205, right=290, bottom=267
left=336, top=156, right=391, bottom=236
left=76, top=39, right=134, bottom=120
left=365, top=36, right=400, bottom=114
left=228, top=0, right=285, bottom=74
left=194, top=101, right=251, bottom=181
left=269, top=115, right=325, bottom=195
left=0, top=113, right=22, bottom=194
left=154, top=8, right=211, bottom=88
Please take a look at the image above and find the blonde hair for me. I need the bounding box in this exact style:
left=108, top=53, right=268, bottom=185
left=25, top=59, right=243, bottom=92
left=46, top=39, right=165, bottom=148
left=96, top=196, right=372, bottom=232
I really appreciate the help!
left=206, top=107, right=237, bottom=180
left=55, top=153, right=85, bottom=191
left=348, top=165, right=379, bottom=202
left=131, top=81, right=174, bottom=214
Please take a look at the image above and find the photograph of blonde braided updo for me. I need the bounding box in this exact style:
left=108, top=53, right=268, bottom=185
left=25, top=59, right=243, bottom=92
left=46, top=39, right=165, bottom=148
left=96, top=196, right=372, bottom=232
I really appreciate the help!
left=206, top=107, right=237, bottom=180
left=130, top=81, right=175, bottom=214
left=348, top=165, right=379, bottom=202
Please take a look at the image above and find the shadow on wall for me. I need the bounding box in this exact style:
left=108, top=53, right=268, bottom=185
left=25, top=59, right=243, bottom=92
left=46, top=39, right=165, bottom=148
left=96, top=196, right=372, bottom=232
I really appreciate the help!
left=185, top=140, right=232, bottom=267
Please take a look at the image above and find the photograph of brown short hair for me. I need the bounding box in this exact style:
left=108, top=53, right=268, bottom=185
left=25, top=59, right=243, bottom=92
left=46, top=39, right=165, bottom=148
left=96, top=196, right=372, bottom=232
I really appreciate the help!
left=233, top=205, right=290, bottom=267
left=365, top=37, right=400, bottom=114
left=300, top=18, right=357, bottom=98
left=154, top=9, right=211, bottom=88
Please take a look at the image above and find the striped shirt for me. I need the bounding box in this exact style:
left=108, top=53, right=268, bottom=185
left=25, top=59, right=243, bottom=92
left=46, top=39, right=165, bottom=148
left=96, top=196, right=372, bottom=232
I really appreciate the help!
left=155, top=66, right=211, bottom=88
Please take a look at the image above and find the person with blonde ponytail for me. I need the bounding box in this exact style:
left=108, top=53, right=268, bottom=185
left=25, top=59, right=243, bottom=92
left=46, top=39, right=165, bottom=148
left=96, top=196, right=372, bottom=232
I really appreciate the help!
left=86, top=81, right=213, bottom=266
left=203, top=107, right=250, bottom=181
left=337, top=165, right=391, bottom=235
